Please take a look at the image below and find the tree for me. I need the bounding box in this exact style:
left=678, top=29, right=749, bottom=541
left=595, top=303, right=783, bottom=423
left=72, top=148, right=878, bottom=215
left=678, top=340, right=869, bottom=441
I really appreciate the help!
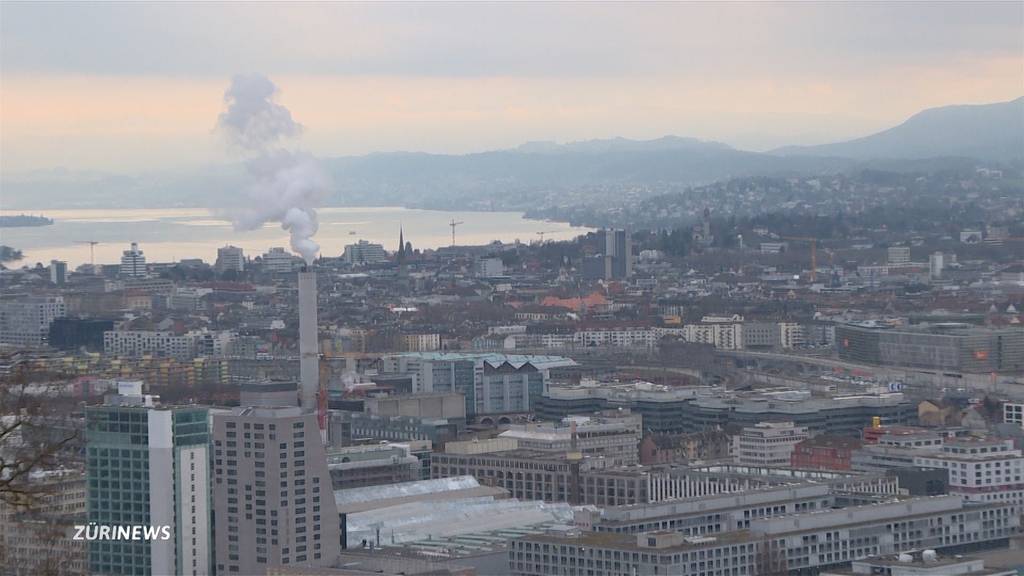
left=0, top=374, right=81, bottom=509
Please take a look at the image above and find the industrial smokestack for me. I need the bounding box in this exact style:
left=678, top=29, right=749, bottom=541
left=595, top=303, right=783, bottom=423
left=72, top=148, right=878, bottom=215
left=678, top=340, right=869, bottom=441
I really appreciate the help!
left=298, top=269, right=319, bottom=416
left=216, top=74, right=327, bottom=265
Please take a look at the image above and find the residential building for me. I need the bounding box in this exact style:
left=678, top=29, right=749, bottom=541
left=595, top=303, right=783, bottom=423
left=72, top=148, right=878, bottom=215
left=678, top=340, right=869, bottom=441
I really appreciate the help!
left=732, top=421, right=809, bottom=467
left=211, top=406, right=341, bottom=574
left=262, top=247, right=302, bottom=274
left=913, top=437, right=1024, bottom=505
left=887, top=245, right=911, bottom=265
left=0, top=295, right=66, bottom=348
left=683, top=315, right=744, bottom=350
left=1003, top=402, right=1023, bottom=429
left=791, top=435, right=863, bottom=471
left=476, top=257, right=505, bottom=278
left=0, top=470, right=87, bottom=576
left=574, top=327, right=658, bottom=348
left=119, top=242, right=147, bottom=278
left=778, top=322, right=805, bottom=349
left=342, top=240, right=388, bottom=266
left=215, top=245, right=246, bottom=273
left=50, top=259, right=68, bottom=286
left=400, top=333, right=441, bottom=352
left=103, top=329, right=236, bottom=360
left=85, top=381, right=211, bottom=576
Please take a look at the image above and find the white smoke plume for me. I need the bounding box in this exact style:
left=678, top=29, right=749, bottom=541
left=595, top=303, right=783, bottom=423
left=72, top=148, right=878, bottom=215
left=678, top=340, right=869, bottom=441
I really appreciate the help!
left=217, top=74, right=326, bottom=265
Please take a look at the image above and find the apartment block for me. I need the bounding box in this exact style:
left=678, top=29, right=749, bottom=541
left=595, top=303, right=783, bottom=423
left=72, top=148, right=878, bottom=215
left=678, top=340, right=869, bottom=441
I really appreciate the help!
left=211, top=406, right=340, bottom=574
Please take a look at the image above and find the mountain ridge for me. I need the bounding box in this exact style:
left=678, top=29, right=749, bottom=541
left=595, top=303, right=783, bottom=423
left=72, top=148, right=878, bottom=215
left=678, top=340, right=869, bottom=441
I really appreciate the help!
left=770, top=97, right=1023, bottom=162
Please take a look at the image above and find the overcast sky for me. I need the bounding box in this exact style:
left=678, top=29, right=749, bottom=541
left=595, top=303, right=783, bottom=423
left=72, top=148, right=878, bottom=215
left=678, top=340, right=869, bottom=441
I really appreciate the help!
left=2, top=2, right=1021, bottom=172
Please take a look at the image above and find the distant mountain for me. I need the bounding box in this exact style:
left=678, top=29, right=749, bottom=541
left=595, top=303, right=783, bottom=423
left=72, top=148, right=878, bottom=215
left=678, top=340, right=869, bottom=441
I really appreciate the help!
left=319, top=140, right=850, bottom=210
left=772, top=97, right=1023, bottom=163
left=4, top=99, right=1019, bottom=212
left=515, top=135, right=733, bottom=154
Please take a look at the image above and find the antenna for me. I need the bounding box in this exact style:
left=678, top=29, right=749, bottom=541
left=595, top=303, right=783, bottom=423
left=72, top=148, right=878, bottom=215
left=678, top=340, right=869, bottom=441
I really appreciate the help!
left=448, top=219, right=464, bottom=247
left=74, top=240, right=100, bottom=266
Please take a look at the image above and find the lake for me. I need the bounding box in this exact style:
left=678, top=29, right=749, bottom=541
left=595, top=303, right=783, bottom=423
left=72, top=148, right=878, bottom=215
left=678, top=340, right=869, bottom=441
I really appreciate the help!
left=0, top=207, right=590, bottom=267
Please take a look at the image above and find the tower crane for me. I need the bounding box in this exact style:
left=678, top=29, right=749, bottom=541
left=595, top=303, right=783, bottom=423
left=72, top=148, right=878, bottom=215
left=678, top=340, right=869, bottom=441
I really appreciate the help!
left=448, top=219, right=464, bottom=247
left=535, top=230, right=558, bottom=243
left=74, top=240, right=101, bottom=266
left=781, top=236, right=819, bottom=282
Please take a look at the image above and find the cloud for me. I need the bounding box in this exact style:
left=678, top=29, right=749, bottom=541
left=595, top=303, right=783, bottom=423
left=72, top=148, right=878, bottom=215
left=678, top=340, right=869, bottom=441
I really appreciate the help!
left=2, top=3, right=1020, bottom=78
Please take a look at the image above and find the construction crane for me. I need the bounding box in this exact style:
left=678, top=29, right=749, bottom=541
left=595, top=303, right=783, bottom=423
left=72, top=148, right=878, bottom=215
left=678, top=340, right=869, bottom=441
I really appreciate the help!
left=781, top=236, right=818, bottom=282
left=448, top=219, right=464, bottom=247
left=75, top=240, right=101, bottom=266
left=535, top=230, right=558, bottom=243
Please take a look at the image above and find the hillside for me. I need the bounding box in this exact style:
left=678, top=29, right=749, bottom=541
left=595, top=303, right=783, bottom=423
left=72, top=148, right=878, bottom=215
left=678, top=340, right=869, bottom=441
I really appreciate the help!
left=772, top=97, right=1023, bottom=163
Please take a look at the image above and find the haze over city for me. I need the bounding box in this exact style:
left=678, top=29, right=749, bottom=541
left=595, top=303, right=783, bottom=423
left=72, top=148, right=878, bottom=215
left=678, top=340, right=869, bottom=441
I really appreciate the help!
left=2, top=2, right=1022, bottom=173
left=2, top=3, right=1024, bottom=576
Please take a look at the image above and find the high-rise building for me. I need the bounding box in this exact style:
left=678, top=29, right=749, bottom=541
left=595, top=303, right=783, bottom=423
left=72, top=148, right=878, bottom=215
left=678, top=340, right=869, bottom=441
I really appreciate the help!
left=50, top=259, right=68, bottom=285
left=603, top=228, right=632, bottom=280
left=85, top=381, right=211, bottom=576
left=929, top=251, right=945, bottom=279
left=341, top=240, right=388, bottom=266
left=211, top=406, right=340, bottom=574
left=261, top=247, right=302, bottom=274
left=215, top=245, right=245, bottom=273
left=0, top=295, right=66, bottom=348
left=119, top=242, right=147, bottom=279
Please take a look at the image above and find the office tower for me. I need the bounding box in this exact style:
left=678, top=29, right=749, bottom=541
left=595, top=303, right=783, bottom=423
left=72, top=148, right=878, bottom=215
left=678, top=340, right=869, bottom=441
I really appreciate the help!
left=215, top=245, right=246, bottom=273
left=211, top=406, right=341, bottom=574
left=50, top=259, right=68, bottom=285
left=119, top=242, right=147, bottom=279
left=600, top=228, right=632, bottom=280
left=85, top=381, right=211, bottom=576
left=0, top=295, right=66, bottom=348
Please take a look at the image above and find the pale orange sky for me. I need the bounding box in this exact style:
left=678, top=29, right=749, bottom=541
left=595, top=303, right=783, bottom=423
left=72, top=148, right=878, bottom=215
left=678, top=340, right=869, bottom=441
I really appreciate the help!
left=2, top=2, right=1022, bottom=173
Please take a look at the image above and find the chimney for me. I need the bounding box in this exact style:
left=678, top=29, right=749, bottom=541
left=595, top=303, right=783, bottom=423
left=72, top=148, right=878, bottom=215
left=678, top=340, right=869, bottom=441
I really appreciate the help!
left=298, top=270, right=319, bottom=417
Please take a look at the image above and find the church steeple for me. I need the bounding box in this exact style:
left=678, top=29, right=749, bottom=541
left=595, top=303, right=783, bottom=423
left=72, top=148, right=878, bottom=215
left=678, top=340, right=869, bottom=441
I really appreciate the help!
left=398, top=225, right=405, bottom=258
